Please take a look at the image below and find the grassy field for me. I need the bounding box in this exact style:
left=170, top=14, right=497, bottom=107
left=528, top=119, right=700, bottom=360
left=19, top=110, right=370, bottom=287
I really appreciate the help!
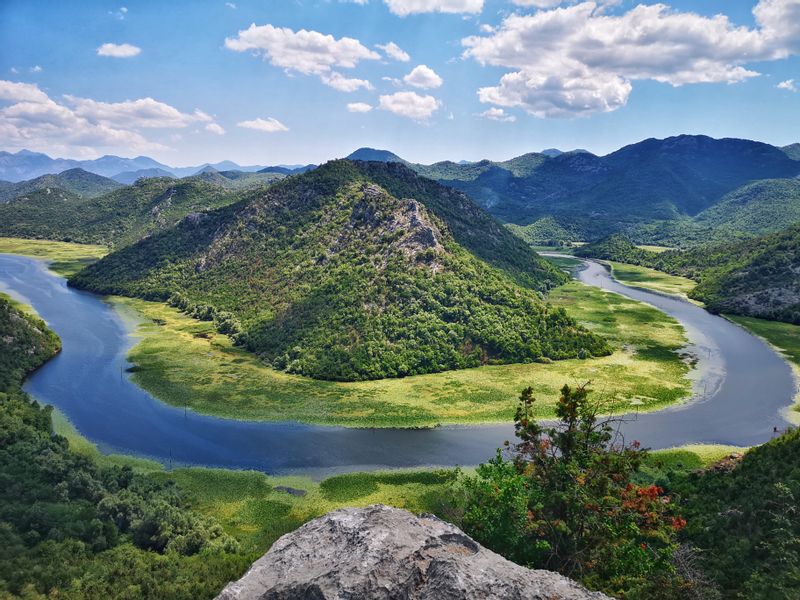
left=607, top=261, right=697, bottom=299
left=0, top=237, right=107, bottom=276
left=111, top=278, right=691, bottom=427
left=727, top=315, right=800, bottom=423
left=636, top=245, right=674, bottom=254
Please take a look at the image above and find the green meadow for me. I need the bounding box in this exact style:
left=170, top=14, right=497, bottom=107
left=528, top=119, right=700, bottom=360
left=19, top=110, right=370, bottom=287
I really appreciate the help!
left=112, top=278, right=691, bottom=427
left=0, top=236, right=107, bottom=277
left=607, top=260, right=698, bottom=299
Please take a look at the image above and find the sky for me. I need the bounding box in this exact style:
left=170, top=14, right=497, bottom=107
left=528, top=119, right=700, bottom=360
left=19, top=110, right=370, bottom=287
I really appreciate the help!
left=1, top=0, right=799, bottom=166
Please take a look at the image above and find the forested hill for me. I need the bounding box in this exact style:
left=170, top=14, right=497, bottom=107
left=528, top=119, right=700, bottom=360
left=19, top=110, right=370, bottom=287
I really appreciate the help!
left=0, top=177, right=243, bottom=248
left=0, top=168, right=123, bottom=203
left=576, top=228, right=800, bottom=324
left=71, top=160, right=609, bottom=382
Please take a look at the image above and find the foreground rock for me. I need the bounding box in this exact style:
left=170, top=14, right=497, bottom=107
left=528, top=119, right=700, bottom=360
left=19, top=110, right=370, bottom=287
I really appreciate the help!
left=217, top=505, right=610, bottom=600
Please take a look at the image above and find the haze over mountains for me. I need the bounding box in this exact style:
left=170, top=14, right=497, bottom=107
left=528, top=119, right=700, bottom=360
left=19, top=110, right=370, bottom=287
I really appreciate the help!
left=0, top=149, right=310, bottom=183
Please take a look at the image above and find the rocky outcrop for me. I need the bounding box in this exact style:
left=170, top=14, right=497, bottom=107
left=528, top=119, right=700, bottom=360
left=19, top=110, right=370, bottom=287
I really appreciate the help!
left=216, top=505, right=610, bottom=600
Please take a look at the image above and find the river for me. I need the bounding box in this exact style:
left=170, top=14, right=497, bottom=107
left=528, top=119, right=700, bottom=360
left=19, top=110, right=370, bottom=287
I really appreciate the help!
left=0, top=254, right=795, bottom=476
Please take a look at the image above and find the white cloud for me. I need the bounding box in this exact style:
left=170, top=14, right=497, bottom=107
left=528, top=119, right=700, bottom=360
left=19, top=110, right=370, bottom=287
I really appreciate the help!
left=379, top=91, right=441, bottom=120
left=403, top=64, right=443, bottom=88
left=0, top=80, right=180, bottom=156
left=109, top=6, right=128, bottom=20
left=377, top=41, right=410, bottom=62
left=30, top=65, right=43, bottom=73
left=205, top=123, right=226, bottom=135
left=97, top=43, right=141, bottom=58
left=237, top=117, right=289, bottom=132
left=65, top=96, right=212, bottom=128
left=225, top=2, right=237, bottom=8
left=777, top=79, right=797, bottom=91
left=383, top=0, right=483, bottom=16
left=463, top=0, right=800, bottom=118
left=9, top=67, right=18, bottom=74
left=347, top=102, right=373, bottom=112
left=225, top=24, right=379, bottom=75
left=477, top=107, right=516, bottom=122
left=321, top=71, right=373, bottom=92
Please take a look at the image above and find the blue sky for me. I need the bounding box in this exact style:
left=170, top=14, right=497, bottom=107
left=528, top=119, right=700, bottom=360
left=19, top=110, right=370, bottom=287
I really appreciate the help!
left=1, top=0, right=799, bottom=166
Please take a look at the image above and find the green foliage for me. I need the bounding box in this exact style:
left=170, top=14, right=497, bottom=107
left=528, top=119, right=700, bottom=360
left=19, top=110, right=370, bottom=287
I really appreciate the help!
left=0, top=177, right=242, bottom=248
left=453, top=385, right=689, bottom=598
left=506, top=216, right=582, bottom=246
left=667, top=429, right=800, bottom=598
left=70, top=160, right=609, bottom=382
left=0, top=295, right=60, bottom=391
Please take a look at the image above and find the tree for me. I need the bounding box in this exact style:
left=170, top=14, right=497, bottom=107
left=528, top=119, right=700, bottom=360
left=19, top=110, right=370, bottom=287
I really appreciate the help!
left=455, top=383, right=690, bottom=598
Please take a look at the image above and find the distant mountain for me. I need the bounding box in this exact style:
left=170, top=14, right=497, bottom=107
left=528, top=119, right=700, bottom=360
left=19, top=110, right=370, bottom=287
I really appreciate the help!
left=112, top=168, right=175, bottom=185
left=346, top=148, right=406, bottom=163
left=0, top=149, right=274, bottom=182
left=406, top=135, right=800, bottom=243
left=0, top=168, right=123, bottom=203
left=257, top=164, right=316, bottom=176
left=541, top=148, right=563, bottom=157
left=0, top=177, right=239, bottom=248
left=783, top=143, right=800, bottom=161
left=70, top=160, right=608, bottom=381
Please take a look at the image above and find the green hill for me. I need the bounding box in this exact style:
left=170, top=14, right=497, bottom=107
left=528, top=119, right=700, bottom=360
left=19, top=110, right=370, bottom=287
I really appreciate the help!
left=0, top=168, right=123, bottom=203
left=693, top=178, right=800, bottom=236
left=577, top=228, right=800, bottom=323
left=782, top=143, right=800, bottom=160
left=71, top=160, right=609, bottom=382
left=0, top=177, right=240, bottom=248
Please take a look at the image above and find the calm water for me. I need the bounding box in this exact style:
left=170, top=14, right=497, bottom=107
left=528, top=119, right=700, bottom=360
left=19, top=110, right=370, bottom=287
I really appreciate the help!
left=0, top=254, right=795, bottom=476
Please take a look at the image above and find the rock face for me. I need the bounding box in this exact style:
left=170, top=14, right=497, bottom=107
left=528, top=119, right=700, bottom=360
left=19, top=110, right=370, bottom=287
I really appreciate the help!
left=216, top=505, right=610, bottom=600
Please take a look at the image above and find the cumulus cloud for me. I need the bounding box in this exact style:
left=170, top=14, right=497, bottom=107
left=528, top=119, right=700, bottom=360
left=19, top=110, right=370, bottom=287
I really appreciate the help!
left=377, top=41, right=410, bottom=62
left=463, top=0, right=800, bottom=118
left=64, top=96, right=212, bottom=128
left=205, top=122, right=226, bottom=134
left=379, top=91, right=441, bottom=120
left=225, top=24, right=379, bottom=93
left=347, top=102, right=374, bottom=112
left=777, top=79, right=797, bottom=91
left=237, top=117, right=289, bottom=132
left=384, top=0, right=483, bottom=16
left=403, top=64, right=443, bottom=88
left=225, top=2, right=236, bottom=8
left=0, top=80, right=211, bottom=155
left=477, top=107, right=516, bottom=122
left=320, top=71, right=374, bottom=92
left=97, top=43, right=141, bottom=58
left=30, top=65, right=43, bottom=73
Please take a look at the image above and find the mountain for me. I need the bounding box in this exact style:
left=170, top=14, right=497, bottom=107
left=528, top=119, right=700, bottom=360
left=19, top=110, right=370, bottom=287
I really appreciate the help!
left=258, top=164, right=316, bottom=175
left=70, top=160, right=609, bottom=382
left=782, top=143, right=800, bottom=160
left=577, top=228, right=800, bottom=323
left=0, top=177, right=239, bottom=248
left=406, top=135, right=800, bottom=243
left=0, top=168, right=123, bottom=203
left=111, top=167, right=176, bottom=184
left=0, top=149, right=275, bottom=181
left=346, top=148, right=406, bottom=163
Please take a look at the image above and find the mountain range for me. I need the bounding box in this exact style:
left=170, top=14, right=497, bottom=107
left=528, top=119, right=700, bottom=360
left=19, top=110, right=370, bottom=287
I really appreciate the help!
left=0, top=149, right=310, bottom=183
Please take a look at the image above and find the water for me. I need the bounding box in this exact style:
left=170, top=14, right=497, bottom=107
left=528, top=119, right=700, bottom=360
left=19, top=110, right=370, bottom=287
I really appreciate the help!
left=0, top=254, right=795, bottom=476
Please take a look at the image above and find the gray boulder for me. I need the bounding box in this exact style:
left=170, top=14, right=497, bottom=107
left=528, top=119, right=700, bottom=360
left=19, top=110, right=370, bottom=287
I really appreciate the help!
left=216, top=505, right=610, bottom=599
